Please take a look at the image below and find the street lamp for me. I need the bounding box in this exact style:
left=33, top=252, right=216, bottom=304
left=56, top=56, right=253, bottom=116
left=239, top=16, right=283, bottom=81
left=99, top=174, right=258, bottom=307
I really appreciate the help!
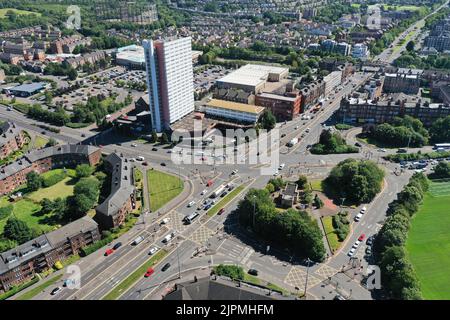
left=252, top=195, right=257, bottom=229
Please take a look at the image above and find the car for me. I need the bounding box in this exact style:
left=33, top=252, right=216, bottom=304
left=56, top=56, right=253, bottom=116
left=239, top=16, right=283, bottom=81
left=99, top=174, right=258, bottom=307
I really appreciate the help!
left=142, top=162, right=148, bottom=166
left=333, top=294, right=346, bottom=300
left=366, top=236, right=374, bottom=246
left=231, top=170, right=238, bottom=175
left=144, top=268, right=155, bottom=278
left=248, top=269, right=259, bottom=276
left=354, top=213, right=363, bottom=222
left=355, top=142, right=362, bottom=147
left=279, top=163, right=285, bottom=170
left=148, top=247, right=159, bottom=255
left=358, top=234, right=366, bottom=242
left=281, top=133, right=286, bottom=138
left=104, top=248, right=114, bottom=256
left=162, top=233, right=175, bottom=243
left=137, top=156, right=145, bottom=161
left=377, top=148, right=386, bottom=152
left=305, top=128, right=310, bottom=133
left=160, top=162, right=166, bottom=166
left=218, top=208, right=225, bottom=215
left=273, top=170, right=279, bottom=176
left=81, top=133, right=86, bottom=137
left=161, top=263, right=171, bottom=272
left=201, top=189, right=208, bottom=195
left=152, top=147, right=158, bottom=151
left=129, top=158, right=135, bottom=162
left=204, top=204, right=212, bottom=210
left=131, top=143, right=137, bottom=147
left=365, top=246, right=372, bottom=255
left=160, top=218, right=170, bottom=225
left=113, top=242, right=122, bottom=250
left=220, top=191, right=228, bottom=197
left=347, top=248, right=356, bottom=257
left=6, top=106, right=12, bottom=111
left=397, top=148, right=408, bottom=153
left=41, top=130, right=46, bottom=135
left=352, top=241, right=360, bottom=249
left=360, top=206, right=367, bottom=214
left=50, top=287, right=62, bottom=295
left=188, top=201, right=196, bottom=207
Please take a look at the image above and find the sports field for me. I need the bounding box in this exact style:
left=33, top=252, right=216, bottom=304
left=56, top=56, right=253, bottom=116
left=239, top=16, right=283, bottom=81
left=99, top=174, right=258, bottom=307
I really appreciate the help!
left=406, top=180, right=450, bottom=300
left=0, top=8, right=41, bottom=18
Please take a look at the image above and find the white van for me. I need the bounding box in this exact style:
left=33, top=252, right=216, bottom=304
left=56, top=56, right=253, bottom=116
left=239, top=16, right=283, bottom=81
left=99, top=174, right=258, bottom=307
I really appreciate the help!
left=132, top=235, right=145, bottom=245
left=162, top=233, right=175, bottom=243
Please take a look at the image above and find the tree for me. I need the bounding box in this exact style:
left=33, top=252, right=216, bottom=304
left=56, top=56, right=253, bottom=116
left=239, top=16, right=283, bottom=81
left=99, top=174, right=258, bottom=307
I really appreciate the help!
left=75, top=164, right=94, bottom=178
left=67, top=68, right=78, bottom=81
left=40, top=198, right=54, bottom=214
left=314, top=194, right=324, bottom=209
left=3, top=218, right=35, bottom=244
left=325, top=159, right=385, bottom=204
left=26, top=171, right=42, bottom=191
left=151, top=130, right=158, bottom=143
left=265, top=183, right=275, bottom=193
left=429, top=116, right=450, bottom=143
left=259, top=110, right=276, bottom=131
left=433, top=161, right=450, bottom=178
left=297, top=175, right=308, bottom=189
left=406, top=40, right=415, bottom=52
left=73, top=177, right=100, bottom=215
left=160, top=132, right=169, bottom=145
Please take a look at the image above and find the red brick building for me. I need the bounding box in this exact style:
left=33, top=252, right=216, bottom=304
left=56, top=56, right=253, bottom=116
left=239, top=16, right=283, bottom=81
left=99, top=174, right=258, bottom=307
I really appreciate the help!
left=0, top=122, right=26, bottom=160
left=0, top=144, right=101, bottom=195
left=255, top=92, right=301, bottom=121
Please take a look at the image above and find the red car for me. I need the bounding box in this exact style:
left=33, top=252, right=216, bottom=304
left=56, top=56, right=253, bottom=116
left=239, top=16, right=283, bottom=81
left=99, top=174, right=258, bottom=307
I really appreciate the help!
left=104, top=248, right=114, bottom=256
left=358, top=234, right=366, bottom=242
left=218, top=208, right=225, bottom=215
left=144, top=268, right=155, bottom=278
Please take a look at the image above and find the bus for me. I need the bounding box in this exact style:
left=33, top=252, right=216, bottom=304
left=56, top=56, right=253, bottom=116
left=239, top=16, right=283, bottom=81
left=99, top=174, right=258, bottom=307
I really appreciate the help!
left=183, top=212, right=200, bottom=224
left=434, top=143, right=450, bottom=150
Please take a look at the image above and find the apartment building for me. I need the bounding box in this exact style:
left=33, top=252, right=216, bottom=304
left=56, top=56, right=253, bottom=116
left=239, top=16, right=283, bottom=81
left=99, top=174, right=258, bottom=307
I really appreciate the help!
left=95, top=153, right=136, bottom=230
left=338, top=96, right=450, bottom=126
left=0, top=122, right=26, bottom=160
left=255, top=92, right=301, bottom=121
left=143, top=37, right=195, bottom=132
left=383, top=72, right=420, bottom=95
left=50, top=36, right=92, bottom=54
left=0, top=145, right=101, bottom=195
left=64, top=51, right=106, bottom=69
left=300, top=79, right=325, bottom=111
left=0, top=216, right=100, bottom=293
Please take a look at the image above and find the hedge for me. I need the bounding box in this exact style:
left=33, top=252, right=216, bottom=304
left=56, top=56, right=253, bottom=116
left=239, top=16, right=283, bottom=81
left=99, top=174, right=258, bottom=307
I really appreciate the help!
left=0, top=276, right=39, bottom=301
left=43, top=171, right=67, bottom=188
left=80, top=235, right=113, bottom=257
left=385, top=150, right=450, bottom=163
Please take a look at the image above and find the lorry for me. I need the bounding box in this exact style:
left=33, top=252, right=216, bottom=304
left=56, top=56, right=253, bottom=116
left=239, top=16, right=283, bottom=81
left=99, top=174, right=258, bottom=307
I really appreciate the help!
left=211, top=185, right=226, bottom=198
left=287, top=138, right=298, bottom=147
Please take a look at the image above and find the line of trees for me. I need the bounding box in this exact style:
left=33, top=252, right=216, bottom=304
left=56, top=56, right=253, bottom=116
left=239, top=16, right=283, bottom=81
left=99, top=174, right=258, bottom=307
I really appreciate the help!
left=236, top=188, right=326, bottom=262
left=366, top=116, right=429, bottom=148
left=373, top=173, right=429, bottom=300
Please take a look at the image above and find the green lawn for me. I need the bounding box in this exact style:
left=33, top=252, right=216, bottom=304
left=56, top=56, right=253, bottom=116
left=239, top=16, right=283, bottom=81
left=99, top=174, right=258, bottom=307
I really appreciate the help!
left=0, top=197, right=50, bottom=234
left=310, top=180, right=323, bottom=192
left=147, top=169, right=183, bottom=212
left=27, top=176, right=76, bottom=203
left=33, top=136, right=49, bottom=149
left=206, top=185, right=244, bottom=217
left=406, top=180, right=450, bottom=300
left=322, top=216, right=341, bottom=252
left=15, top=274, right=63, bottom=300
left=0, top=8, right=41, bottom=18
left=102, top=249, right=168, bottom=300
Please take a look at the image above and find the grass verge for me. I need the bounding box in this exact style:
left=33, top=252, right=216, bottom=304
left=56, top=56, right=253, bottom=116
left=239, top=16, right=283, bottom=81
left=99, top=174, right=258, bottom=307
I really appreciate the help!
left=147, top=169, right=183, bottom=212
left=102, top=249, right=168, bottom=300
left=206, top=185, right=245, bottom=217
left=15, top=274, right=63, bottom=300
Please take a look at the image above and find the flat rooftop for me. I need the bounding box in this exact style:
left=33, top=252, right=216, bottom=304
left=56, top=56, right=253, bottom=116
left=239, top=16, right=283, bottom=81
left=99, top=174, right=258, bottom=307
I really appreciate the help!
left=217, top=64, right=289, bottom=87
left=206, top=99, right=265, bottom=115
left=258, top=92, right=298, bottom=102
